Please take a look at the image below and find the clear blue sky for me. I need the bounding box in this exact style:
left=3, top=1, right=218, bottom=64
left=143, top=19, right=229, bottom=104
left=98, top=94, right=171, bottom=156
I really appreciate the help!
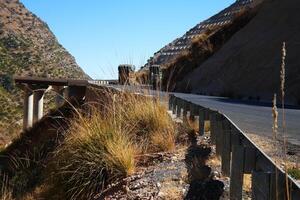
left=20, top=0, right=235, bottom=79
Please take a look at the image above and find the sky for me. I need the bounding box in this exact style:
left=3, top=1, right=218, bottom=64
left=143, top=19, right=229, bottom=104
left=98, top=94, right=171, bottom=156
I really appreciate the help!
left=20, top=0, right=235, bottom=79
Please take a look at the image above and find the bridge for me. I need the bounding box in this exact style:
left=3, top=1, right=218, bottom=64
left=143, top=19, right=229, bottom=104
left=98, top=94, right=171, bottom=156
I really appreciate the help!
left=15, top=76, right=89, bottom=130
left=12, top=77, right=300, bottom=199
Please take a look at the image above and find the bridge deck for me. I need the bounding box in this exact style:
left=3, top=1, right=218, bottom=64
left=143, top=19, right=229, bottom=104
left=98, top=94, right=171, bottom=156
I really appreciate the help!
left=14, top=76, right=88, bottom=86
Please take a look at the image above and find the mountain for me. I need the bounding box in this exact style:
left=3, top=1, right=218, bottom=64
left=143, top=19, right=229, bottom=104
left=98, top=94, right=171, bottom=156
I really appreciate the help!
left=0, top=0, right=89, bottom=78
left=0, top=0, right=89, bottom=145
left=175, top=0, right=300, bottom=105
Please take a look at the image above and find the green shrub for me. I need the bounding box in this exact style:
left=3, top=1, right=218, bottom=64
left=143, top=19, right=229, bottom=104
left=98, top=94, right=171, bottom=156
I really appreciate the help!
left=288, top=168, right=300, bottom=180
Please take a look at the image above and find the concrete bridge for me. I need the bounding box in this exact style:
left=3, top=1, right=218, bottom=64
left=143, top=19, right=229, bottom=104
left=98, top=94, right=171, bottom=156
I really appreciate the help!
left=15, top=76, right=89, bottom=130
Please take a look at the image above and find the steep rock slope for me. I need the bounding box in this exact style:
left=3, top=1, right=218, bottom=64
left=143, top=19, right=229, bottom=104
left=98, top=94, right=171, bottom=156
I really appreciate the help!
left=0, top=0, right=88, bottom=78
left=177, top=0, right=300, bottom=104
left=0, top=0, right=89, bottom=143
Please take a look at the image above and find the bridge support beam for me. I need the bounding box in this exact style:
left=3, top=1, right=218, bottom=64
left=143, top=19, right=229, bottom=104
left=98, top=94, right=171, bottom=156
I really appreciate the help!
left=33, top=89, right=46, bottom=123
left=23, top=87, right=33, bottom=130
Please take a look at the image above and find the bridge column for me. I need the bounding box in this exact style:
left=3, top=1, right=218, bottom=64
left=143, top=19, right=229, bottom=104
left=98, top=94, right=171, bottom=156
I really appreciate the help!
left=23, top=87, right=33, bottom=130
left=33, top=89, right=46, bottom=123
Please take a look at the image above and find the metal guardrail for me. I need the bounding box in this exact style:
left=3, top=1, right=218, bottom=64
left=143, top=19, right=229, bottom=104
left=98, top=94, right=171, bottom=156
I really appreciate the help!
left=169, top=94, right=300, bottom=200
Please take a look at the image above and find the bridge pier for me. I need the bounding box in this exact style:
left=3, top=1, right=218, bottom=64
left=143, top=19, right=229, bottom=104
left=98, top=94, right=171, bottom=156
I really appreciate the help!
left=23, top=86, right=34, bottom=130
left=33, top=89, right=46, bottom=123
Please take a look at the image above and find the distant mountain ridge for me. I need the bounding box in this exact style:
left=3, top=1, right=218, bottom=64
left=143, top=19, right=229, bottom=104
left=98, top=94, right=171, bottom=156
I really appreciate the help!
left=0, top=0, right=89, bottom=144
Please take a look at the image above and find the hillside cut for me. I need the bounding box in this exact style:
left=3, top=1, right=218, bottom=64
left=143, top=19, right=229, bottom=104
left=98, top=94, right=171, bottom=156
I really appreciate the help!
left=176, top=0, right=300, bottom=104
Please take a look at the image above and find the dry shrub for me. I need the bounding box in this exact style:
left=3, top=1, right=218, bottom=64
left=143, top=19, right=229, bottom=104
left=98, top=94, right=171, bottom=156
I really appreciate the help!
left=125, top=97, right=176, bottom=152
left=48, top=112, right=137, bottom=200
left=46, top=91, right=176, bottom=199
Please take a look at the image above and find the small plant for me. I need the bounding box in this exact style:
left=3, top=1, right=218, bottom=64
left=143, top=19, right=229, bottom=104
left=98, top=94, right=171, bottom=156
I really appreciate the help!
left=47, top=91, right=176, bottom=199
left=287, top=168, right=300, bottom=180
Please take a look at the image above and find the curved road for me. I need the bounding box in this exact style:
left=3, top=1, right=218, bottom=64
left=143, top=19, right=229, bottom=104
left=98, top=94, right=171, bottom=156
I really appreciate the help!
left=172, top=93, right=300, bottom=147
left=107, top=85, right=300, bottom=147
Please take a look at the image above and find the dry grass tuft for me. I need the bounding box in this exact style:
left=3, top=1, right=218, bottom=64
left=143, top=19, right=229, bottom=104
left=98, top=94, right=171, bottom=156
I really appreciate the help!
left=1, top=175, right=13, bottom=200
left=48, top=111, right=137, bottom=200
left=123, top=95, right=176, bottom=152
left=45, top=91, right=176, bottom=199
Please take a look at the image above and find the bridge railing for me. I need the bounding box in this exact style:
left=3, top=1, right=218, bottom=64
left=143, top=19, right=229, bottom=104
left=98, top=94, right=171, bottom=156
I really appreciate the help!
left=169, top=94, right=300, bottom=200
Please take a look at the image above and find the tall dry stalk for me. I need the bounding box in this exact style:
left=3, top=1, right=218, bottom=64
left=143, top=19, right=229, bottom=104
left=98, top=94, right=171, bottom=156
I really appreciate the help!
left=280, top=42, right=290, bottom=200
left=272, top=93, right=278, bottom=140
left=272, top=93, right=279, bottom=200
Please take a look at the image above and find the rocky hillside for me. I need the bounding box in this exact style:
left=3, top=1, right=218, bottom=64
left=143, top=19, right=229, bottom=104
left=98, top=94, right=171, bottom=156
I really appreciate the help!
left=173, top=0, right=300, bottom=105
left=0, top=0, right=89, bottom=144
left=0, top=0, right=88, bottom=78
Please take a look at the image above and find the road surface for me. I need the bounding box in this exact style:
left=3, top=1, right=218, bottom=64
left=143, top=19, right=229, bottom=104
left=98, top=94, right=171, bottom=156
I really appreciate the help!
left=106, top=85, right=300, bottom=147
left=173, top=93, right=300, bottom=147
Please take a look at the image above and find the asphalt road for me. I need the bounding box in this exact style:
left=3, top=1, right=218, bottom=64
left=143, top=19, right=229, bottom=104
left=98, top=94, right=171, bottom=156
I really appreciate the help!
left=173, top=93, right=300, bottom=147
left=107, top=85, right=300, bottom=147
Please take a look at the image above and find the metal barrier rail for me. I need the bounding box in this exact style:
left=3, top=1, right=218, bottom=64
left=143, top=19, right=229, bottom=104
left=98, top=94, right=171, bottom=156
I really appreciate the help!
left=169, top=94, right=300, bottom=200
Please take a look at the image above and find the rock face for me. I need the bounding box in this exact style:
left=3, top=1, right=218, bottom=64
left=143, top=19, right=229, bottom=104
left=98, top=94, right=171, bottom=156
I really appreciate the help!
left=177, top=0, right=300, bottom=105
left=0, top=0, right=89, bottom=142
left=0, top=0, right=89, bottom=79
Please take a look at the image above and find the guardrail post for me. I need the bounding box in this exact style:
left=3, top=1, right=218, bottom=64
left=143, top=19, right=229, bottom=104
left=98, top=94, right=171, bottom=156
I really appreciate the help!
left=215, top=113, right=224, bottom=156
left=221, top=119, right=231, bottom=176
left=209, top=111, right=217, bottom=144
left=230, top=127, right=242, bottom=150
left=176, top=98, right=182, bottom=118
left=199, top=108, right=205, bottom=136
left=168, top=94, right=174, bottom=111
left=172, top=97, right=177, bottom=115
left=182, top=100, right=189, bottom=122
left=244, top=147, right=256, bottom=173
left=230, top=145, right=244, bottom=200
left=252, top=171, right=275, bottom=200
left=189, top=103, right=195, bottom=121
